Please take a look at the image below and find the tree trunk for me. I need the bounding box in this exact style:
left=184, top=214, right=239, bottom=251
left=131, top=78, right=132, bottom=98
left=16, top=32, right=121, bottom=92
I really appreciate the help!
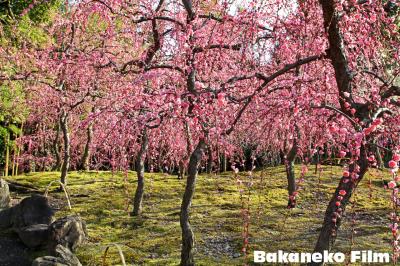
left=79, top=122, right=93, bottom=171
left=286, top=138, right=298, bottom=208
left=177, top=121, right=192, bottom=179
left=4, top=133, right=9, bottom=177
left=279, top=149, right=285, bottom=165
left=180, top=139, right=206, bottom=266
left=132, top=128, right=148, bottom=216
left=310, top=149, right=368, bottom=266
left=185, top=121, right=193, bottom=155
left=14, top=123, right=23, bottom=176
left=52, top=120, right=62, bottom=171
left=221, top=154, right=227, bottom=172
left=314, top=149, right=320, bottom=174
left=11, top=152, right=15, bottom=177
left=60, top=111, right=70, bottom=186
left=178, top=160, right=186, bottom=179
left=206, top=145, right=212, bottom=174
left=286, top=161, right=296, bottom=208
left=374, top=143, right=384, bottom=169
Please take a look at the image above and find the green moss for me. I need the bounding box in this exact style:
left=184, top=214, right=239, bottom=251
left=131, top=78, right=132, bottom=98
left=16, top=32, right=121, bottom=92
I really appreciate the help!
left=9, top=166, right=394, bottom=265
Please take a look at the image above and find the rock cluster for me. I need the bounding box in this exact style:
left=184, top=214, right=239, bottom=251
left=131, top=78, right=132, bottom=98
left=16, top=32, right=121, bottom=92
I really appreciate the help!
left=0, top=183, right=87, bottom=266
left=0, top=179, right=11, bottom=210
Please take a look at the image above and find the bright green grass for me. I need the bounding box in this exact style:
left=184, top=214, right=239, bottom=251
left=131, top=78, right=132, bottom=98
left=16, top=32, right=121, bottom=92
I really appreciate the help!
left=9, top=165, right=394, bottom=265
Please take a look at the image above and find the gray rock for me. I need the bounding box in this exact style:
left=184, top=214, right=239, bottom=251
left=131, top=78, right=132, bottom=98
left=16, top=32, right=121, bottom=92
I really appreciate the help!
left=32, top=245, right=81, bottom=266
left=11, top=194, right=55, bottom=229
left=0, top=179, right=11, bottom=210
left=0, top=207, right=13, bottom=229
left=0, top=194, right=55, bottom=237
left=32, top=256, right=69, bottom=266
left=49, top=216, right=87, bottom=252
left=17, top=224, right=50, bottom=248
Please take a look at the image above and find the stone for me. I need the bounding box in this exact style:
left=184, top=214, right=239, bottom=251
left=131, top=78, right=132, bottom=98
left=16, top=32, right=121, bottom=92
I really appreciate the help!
left=11, top=194, right=55, bottom=229
left=48, top=216, right=87, bottom=252
left=0, top=179, right=11, bottom=210
left=0, top=207, right=13, bottom=229
left=0, top=194, right=54, bottom=231
left=32, top=245, right=82, bottom=266
left=32, top=256, right=69, bottom=266
left=17, top=224, right=50, bottom=248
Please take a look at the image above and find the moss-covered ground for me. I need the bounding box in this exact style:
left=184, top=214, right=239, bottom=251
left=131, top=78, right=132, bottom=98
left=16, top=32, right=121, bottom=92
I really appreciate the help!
left=8, top=165, right=394, bottom=265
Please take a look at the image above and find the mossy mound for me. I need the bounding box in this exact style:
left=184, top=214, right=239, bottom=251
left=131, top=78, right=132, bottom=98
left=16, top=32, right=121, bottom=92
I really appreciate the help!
left=9, top=166, right=393, bottom=265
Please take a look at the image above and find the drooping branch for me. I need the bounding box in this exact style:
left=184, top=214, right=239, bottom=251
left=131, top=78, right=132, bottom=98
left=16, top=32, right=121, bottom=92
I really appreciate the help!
left=361, top=70, right=400, bottom=99
left=381, top=85, right=400, bottom=99
left=223, top=54, right=322, bottom=135
left=362, top=69, right=390, bottom=86
left=311, top=103, right=359, bottom=128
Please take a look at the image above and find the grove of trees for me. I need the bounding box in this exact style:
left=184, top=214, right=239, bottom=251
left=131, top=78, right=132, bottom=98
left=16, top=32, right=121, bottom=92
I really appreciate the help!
left=0, top=0, right=399, bottom=265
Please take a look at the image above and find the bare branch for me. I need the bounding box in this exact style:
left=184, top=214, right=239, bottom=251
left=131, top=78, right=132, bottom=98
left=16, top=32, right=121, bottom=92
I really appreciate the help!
left=362, top=70, right=389, bottom=86
left=145, top=64, right=184, bottom=74
left=255, top=54, right=322, bottom=84
left=381, top=85, right=400, bottom=99
left=155, top=0, right=164, bottom=12
left=134, top=16, right=185, bottom=28
left=311, top=103, right=359, bottom=128
left=222, top=54, right=322, bottom=135
left=198, top=14, right=273, bottom=32
left=371, top=107, right=393, bottom=120
left=182, top=0, right=195, bottom=19
left=193, top=43, right=241, bottom=53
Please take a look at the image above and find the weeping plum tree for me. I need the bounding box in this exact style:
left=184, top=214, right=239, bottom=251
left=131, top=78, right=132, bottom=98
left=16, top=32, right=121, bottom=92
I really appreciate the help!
left=21, top=6, right=107, bottom=185
left=309, top=0, right=400, bottom=261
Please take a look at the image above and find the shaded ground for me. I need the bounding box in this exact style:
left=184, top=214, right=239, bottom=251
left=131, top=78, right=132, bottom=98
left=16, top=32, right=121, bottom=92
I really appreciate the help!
left=6, top=166, right=394, bottom=265
left=0, top=236, right=32, bottom=266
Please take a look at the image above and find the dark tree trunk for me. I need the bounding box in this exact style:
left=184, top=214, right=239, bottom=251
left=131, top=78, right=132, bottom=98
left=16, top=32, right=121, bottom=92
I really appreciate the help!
left=52, top=120, right=62, bottom=171
left=221, top=154, right=227, bottom=172
left=178, top=160, right=186, bottom=179
left=310, top=147, right=368, bottom=266
left=314, top=149, right=320, bottom=174
left=79, top=122, right=93, bottom=171
left=132, top=128, right=148, bottom=216
left=374, top=142, right=384, bottom=169
left=279, top=149, right=285, bottom=165
left=4, top=133, right=9, bottom=177
left=60, top=111, right=70, bottom=186
left=157, top=155, right=163, bottom=173
left=180, top=139, right=206, bottom=266
left=206, top=145, right=212, bottom=174
left=285, top=125, right=300, bottom=208
left=285, top=160, right=296, bottom=208
left=286, top=137, right=298, bottom=208
left=178, top=121, right=192, bottom=179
